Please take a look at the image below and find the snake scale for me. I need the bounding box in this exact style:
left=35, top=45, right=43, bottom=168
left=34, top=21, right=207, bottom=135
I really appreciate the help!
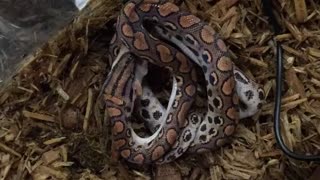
left=103, top=0, right=265, bottom=165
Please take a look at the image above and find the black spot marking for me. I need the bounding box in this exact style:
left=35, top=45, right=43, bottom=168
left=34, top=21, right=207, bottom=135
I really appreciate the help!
left=209, top=72, right=218, bottom=85
left=141, top=109, right=150, bottom=119
left=214, top=116, right=224, bottom=125
left=257, top=103, right=262, bottom=109
left=209, top=128, right=216, bottom=135
left=191, top=115, right=199, bottom=124
left=141, top=99, right=150, bottom=107
left=239, top=101, right=248, bottom=110
left=176, top=76, right=183, bottom=83
left=153, top=111, right=162, bottom=120
left=199, top=135, right=207, bottom=142
left=183, top=130, right=192, bottom=142
left=245, top=90, right=254, bottom=101
left=234, top=72, right=248, bottom=84
left=202, top=53, right=209, bottom=63
left=177, top=148, right=184, bottom=154
left=208, top=116, right=213, bottom=123
left=213, top=97, right=222, bottom=108
left=185, top=35, right=195, bottom=44
left=258, top=90, right=264, bottom=100
left=176, top=89, right=182, bottom=96
left=175, top=35, right=183, bottom=41
left=164, top=22, right=177, bottom=31
left=188, top=46, right=199, bottom=56
left=200, top=124, right=207, bottom=131
left=209, top=104, right=214, bottom=112
left=202, top=65, right=207, bottom=73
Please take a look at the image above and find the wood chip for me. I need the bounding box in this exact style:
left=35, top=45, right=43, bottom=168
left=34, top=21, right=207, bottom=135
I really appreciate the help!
left=293, top=0, right=308, bottom=23
left=154, top=163, right=181, bottom=180
left=0, top=0, right=319, bottom=179
left=22, top=110, right=55, bottom=122
left=43, top=137, right=66, bottom=145
left=0, top=142, right=21, bottom=157
left=41, top=149, right=61, bottom=165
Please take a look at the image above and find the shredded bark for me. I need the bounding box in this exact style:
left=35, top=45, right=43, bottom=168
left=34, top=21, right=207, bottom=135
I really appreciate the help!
left=0, top=0, right=320, bottom=179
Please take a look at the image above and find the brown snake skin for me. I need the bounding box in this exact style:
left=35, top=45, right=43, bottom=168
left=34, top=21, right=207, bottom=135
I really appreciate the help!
left=104, top=0, right=265, bottom=165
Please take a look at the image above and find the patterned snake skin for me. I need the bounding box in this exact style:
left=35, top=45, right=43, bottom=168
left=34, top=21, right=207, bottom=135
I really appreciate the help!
left=103, top=0, right=265, bottom=165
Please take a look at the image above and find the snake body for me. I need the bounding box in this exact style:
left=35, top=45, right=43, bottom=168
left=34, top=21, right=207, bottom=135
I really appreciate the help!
left=134, top=66, right=264, bottom=163
left=104, top=0, right=265, bottom=165
left=107, top=0, right=199, bottom=164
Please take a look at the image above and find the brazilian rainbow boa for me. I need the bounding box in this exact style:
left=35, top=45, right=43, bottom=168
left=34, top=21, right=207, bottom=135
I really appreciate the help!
left=103, top=0, right=265, bottom=165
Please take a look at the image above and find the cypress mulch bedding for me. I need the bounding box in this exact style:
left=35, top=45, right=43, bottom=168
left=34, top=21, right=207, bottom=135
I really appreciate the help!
left=1, top=0, right=320, bottom=179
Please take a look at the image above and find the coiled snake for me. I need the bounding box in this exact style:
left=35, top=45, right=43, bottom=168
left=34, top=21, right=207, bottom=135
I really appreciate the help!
left=104, top=0, right=265, bottom=165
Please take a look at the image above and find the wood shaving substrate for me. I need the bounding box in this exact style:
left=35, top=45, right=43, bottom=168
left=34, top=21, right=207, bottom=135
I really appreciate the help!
left=0, top=0, right=320, bottom=179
